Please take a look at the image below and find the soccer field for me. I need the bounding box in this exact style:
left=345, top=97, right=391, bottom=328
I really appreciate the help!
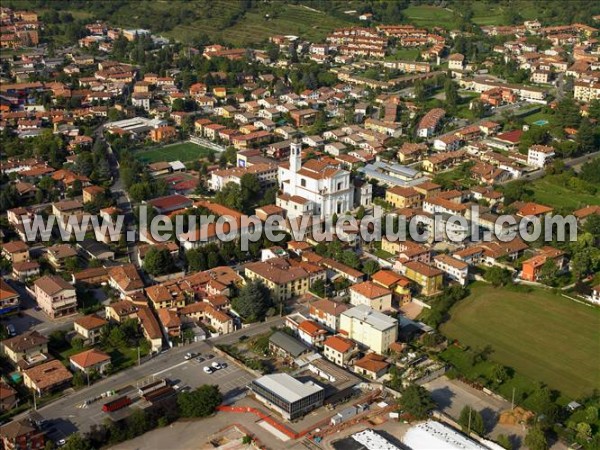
left=441, top=283, right=600, bottom=398
left=135, top=142, right=213, bottom=163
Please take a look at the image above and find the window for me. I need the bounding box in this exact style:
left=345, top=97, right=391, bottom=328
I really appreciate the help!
left=301, top=178, right=306, bottom=187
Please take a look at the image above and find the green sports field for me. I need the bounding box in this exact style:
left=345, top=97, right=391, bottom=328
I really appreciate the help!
left=441, top=283, right=600, bottom=398
left=135, top=142, right=213, bottom=163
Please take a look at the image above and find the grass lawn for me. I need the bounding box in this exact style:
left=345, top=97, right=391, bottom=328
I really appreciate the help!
left=385, top=48, right=421, bottom=61
left=440, top=283, right=600, bottom=398
left=530, top=175, right=600, bottom=210
left=523, top=111, right=554, bottom=125
left=135, top=142, right=213, bottom=163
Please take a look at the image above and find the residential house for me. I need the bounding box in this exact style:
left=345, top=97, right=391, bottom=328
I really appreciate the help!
left=308, top=298, right=349, bottom=331
left=12, top=261, right=40, bottom=282
left=349, top=281, right=392, bottom=311
left=0, top=419, right=45, bottom=450
left=33, top=275, right=77, bottom=318
left=0, top=382, right=18, bottom=413
left=433, top=254, right=469, bottom=285
left=1, top=241, right=29, bottom=264
left=157, top=308, right=182, bottom=340
left=527, top=144, right=555, bottom=168
left=296, top=320, right=328, bottom=347
left=73, top=314, right=107, bottom=345
left=352, top=353, right=389, bottom=380
left=105, top=300, right=139, bottom=323
left=521, top=246, right=566, bottom=282
left=323, top=335, right=356, bottom=367
left=107, top=264, right=144, bottom=298
left=69, top=348, right=111, bottom=374
left=23, top=360, right=73, bottom=395
left=45, top=244, right=78, bottom=270
left=0, top=280, right=20, bottom=316
left=371, top=270, right=411, bottom=304
left=0, top=331, right=48, bottom=370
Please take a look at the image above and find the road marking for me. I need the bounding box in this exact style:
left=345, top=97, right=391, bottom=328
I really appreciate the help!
left=152, top=360, right=188, bottom=377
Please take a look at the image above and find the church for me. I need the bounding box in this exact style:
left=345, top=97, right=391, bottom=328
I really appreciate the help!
left=276, top=136, right=371, bottom=220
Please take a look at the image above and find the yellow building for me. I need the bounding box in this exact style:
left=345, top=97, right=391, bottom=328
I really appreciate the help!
left=402, top=260, right=443, bottom=296
left=385, top=186, right=422, bottom=209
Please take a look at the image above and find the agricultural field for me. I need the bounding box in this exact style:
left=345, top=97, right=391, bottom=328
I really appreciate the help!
left=135, top=142, right=213, bottom=163
left=440, top=283, right=600, bottom=398
left=150, top=1, right=353, bottom=45
left=402, top=5, right=460, bottom=29
left=529, top=174, right=600, bottom=210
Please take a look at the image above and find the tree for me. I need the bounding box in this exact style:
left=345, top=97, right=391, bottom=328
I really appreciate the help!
left=62, top=433, right=93, bottom=450
left=576, top=117, right=596, bottom=154
left=231, top=280, right=273, bottom=322
left=444, top=79, right=459, bottom=112
left=484, top=266, right=513, bottom=287
left=72, top=371, right=85, bottom=387
left=400, top=384, right=435, bottom=420
left=538, top=260, right=559, bottom=286
left=525, top=425, right=548, bottom=450
left=71, top=337, right=84, bottom=351
left=459, top=405, right=485, bottom=436
left=143, top=247, right=175, bottom=276
left=492, top=364, right=509, bottom=384
left=177, top=384, right=222, bottom=417
left=471, top=99, right=486, bottom=118
left=362, top=260, right=380, bottom=277
left=575, top=422, right=592, bottom=442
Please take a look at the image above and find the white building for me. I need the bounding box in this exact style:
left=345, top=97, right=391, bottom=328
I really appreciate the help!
left=339, top=305, right=398, bottom=355
left=349, top=281, right=392, bottom=311
left=527, top=144, right=555, bottom=168
left=433, top=254, right=469, bottom=286
left=277, top=137, right=358, bottom=219
left=403, top=420, right=503, bottom=450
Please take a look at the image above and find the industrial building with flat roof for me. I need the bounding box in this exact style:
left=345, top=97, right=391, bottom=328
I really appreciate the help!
left=403, top=420, right=503, bottom=450
left=249, top=373, right=325, bottom=420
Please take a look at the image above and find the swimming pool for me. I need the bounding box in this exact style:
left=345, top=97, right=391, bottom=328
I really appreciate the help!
left=533, top=119, right=549, bottom=126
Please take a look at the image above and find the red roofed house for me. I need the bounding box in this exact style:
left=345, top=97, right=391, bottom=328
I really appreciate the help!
left=521, top=246, right=566, bottom=282
left=323, top=335, right=356, bottom=367
left=69, top=348, right=111, bottom=374
left=516, top=202, right=554, bottom=218
left=297, top=319, right=328, bottom=347
left=352, top=353, right=390, bottom=380
left=371, top=269, right=411, bottom=304
left=349, top=281, right=392, bottom=311
left=308, top=298, right=349, bottom=331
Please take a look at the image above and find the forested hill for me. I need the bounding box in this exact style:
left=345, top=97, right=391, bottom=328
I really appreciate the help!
left=6, top=0, right=600, bottom=47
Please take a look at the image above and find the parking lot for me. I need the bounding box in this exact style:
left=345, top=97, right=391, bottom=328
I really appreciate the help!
left=23, top=341, right=257, bottom=444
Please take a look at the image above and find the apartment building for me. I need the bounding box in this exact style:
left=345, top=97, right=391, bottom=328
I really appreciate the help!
left=400, top=261, right=443, bottom=296
left=339, top=305, right=398, bottom=355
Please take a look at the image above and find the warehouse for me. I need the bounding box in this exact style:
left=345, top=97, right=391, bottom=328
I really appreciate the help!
left=248, top=373, right=324, bottom=420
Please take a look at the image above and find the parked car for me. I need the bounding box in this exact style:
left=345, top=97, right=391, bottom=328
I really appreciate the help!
left=203, top=366, right=214, bottom=374
left=195, top=356, right=205, bottom=363
left=6, top=324, right=16, bottom=336
left=211, top=361, right=224, bottom=370
left=184, top=352, right=196, bottom=360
